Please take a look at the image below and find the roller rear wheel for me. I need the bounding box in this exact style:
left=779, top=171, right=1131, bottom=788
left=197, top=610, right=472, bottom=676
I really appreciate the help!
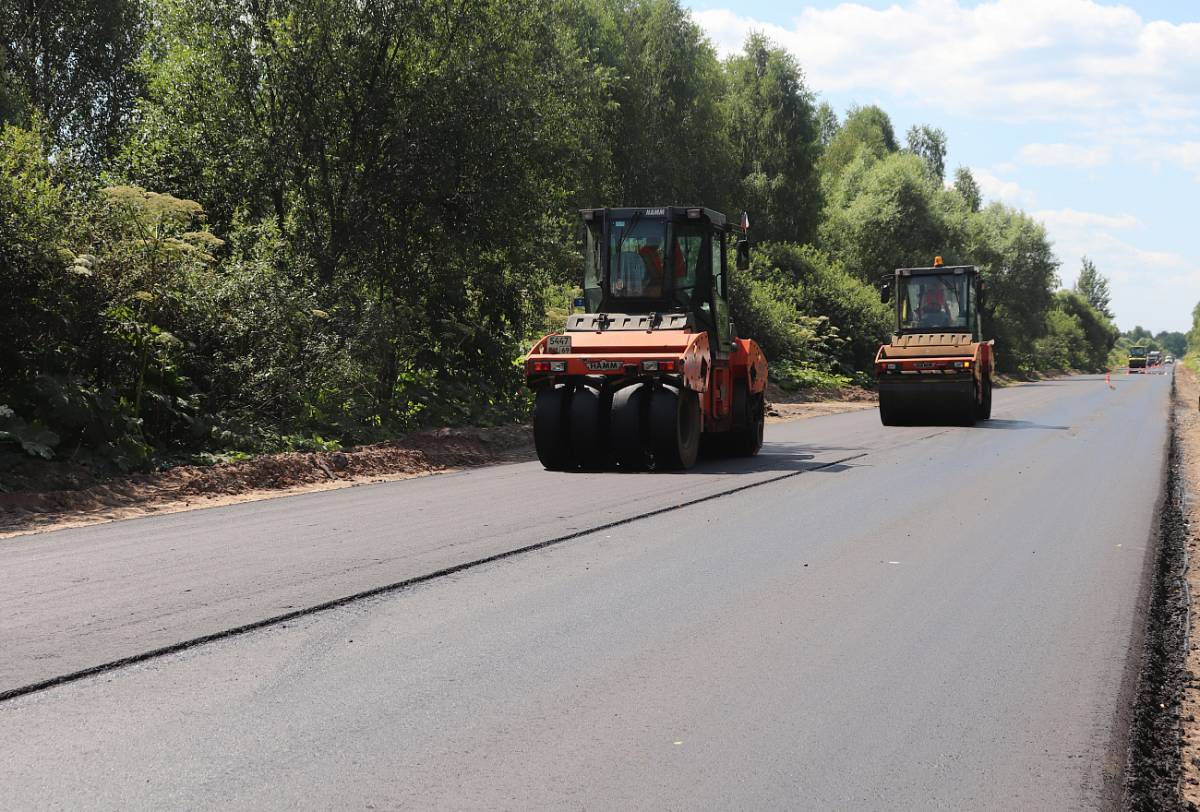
left=649, top=385, right=700, bottom=470
left=611, top=383, right=651, bottom=471
left=730, top=381, right=764, bottom=456
left=976, top=376, right=992, bottom=421
left=879, top=390, right=906, bottom=426
left=569, top=383, right=606, bottom=468
left=533, top=386, right=571, bottom=470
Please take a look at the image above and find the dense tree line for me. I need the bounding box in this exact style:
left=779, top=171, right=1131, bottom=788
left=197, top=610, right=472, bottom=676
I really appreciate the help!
left=0, top=0, right=1119, bottom=469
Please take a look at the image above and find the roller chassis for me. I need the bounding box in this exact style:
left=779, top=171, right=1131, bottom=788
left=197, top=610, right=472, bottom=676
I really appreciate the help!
left=875, top=262, right=994, bottom=426
left=524, top=206, right=767, bottom=471
left=526, top=313, right=767, bottom=470
left=875, top=336, right=993, bottom=425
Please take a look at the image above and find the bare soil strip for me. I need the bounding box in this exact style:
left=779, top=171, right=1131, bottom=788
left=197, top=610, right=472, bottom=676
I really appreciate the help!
left=1174, top=364, right=1200, bottom=809
left=1123, top=391, right=1189, bottom=810
left=0, top=426, right=533, bottom=539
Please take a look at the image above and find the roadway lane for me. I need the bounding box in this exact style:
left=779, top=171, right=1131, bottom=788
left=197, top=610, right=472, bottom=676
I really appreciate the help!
left=0, top=373, right=1172, bottom=808
left=2, top=381, right=1062, bottom=693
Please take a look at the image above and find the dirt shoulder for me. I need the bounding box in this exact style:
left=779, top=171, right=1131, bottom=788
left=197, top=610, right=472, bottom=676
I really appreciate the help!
left=0, top=387, right=876, bottom=539
left=1172, top=363, right=1200, bottom=805
left=765, top=382, right=877, bottom=423
left=0, top=426, right=534, bottom=540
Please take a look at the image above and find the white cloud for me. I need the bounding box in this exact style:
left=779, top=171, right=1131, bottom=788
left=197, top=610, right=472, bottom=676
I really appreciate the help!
left=1033, top=208, right=1139, bottom=231
left=696, top=1, right=1200, bottom=110
left=1153, top=141, right=1200, bottom=179
left=970, top=167, right=1027, bottom=205
left=1024, top=206, right=1200, bottom=330
left=1017, top=143, right=1111, bottom=168
left=693, top=0, right=1200, bottom=178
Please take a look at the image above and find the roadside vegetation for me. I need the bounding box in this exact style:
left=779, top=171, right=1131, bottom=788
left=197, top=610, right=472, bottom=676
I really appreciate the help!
left=1, top=0, right=1119, bottom=474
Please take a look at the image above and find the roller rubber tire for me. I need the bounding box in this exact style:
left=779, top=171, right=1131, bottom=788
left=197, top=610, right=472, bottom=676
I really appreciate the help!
left=730, top=383, right=764, bottom=457
left=649, top=385, right=700, bottom=470
left=569, top=383, right=605, bottom=469
left=611, top=383, right=651, bottom=471
left=533, top=386, right=571, bottom=470
left=977, top=376, right=993, bottom=421
left=958, top=382, right=978, bottom=426
left=879, top=390, right=905, bottom=426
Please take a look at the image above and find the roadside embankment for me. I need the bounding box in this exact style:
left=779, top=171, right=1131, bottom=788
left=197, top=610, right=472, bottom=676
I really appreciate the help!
left=1174, top=363, right=1200, bottom=809
left=1118, top=362, right=1192, bottom=810
left=0, top=426, right=533, bottom=539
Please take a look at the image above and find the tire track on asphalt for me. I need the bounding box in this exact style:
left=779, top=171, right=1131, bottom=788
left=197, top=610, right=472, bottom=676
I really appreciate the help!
left=0, top=451, right=868, bottom=704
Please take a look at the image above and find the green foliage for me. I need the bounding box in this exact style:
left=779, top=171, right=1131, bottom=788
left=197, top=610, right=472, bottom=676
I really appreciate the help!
left=1036, top=290, right=1118, bottom=372
left=820, top=104, right=898, bottom=183
left=820, top=150, right=961, bottom=284
left=964, top=203, right=1059, bottom=372
left=721, top=33, right=822, bottom=243
left=905, top=124, right=947, bottom=182
left=0, top=0, right=145, bottom=160
left=0, top=0, right=1141, bottom=471
left=737, top=242, right=890, bottom=370
left=770, top=362, right=858, bottom=392
left=564, top=0, right=731, bottom=208
left=0, top=404, right=58, bottom=459
left=1155, top=331, right=1186, bottom=357
left=952, top=166, right=981, bottom=213
left=1074, top=256, right=1113, bottom=319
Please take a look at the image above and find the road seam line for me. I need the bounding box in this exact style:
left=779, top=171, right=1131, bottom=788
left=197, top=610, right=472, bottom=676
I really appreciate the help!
left=0, top=451, right=867, bottom=704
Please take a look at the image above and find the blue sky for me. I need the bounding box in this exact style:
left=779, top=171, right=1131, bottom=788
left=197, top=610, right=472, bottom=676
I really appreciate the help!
left=684, top=0, right=1200, bottom=333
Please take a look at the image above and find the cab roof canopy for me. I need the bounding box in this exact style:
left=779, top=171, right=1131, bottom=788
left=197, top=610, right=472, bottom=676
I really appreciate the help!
left=579, top=206, right=728, bottom=227
left=894, top=265, right=979, bottom=277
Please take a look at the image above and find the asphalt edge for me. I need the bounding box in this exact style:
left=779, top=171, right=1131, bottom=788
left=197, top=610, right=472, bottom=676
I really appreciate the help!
left=1122, top=372, right=1190, bottom=811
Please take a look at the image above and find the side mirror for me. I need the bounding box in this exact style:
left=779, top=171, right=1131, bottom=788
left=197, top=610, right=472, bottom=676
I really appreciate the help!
left=880, top=284, right=891, bottom=304
left=735, top=239, right=750, bottom=271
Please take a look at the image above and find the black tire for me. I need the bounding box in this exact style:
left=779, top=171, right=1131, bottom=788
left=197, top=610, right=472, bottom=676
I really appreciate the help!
left=976, top=376, right=992, bottom=421
left=879, top=390, right=905, bottom=426
left=569, top=383, right=605, bottom=469
left=649, top=385, right=700, bottom=470
left=957, top=382, right=978, bottom=426
left=611, top=383, right=651, bottom=471
left=730, top=381, right=764, bottom=456
left=533, top=386, right=571, bottom=470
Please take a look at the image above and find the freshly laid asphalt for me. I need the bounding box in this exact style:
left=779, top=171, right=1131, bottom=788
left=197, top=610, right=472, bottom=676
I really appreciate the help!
left=0, top=373, right=1173, bottom=809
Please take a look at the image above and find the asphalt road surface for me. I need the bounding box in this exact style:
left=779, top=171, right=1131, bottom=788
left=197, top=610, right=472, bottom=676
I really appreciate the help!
left=0, top=373, right=1172, bottom=809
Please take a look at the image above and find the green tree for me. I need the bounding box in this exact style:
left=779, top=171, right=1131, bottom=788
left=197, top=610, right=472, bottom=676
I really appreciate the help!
left=742, top=242, right=891, bottom=370
left=1053, top=290, right=1119, bottom=370
left=1074, top=256, right=1113, bottom=319
left=0, top=0, right=145, bottom=160
left=820, top=104, right=898, bottom=183
left=122, top=0, right=597, bottom=421
left=905, top=124, right=947, bottom=182
left=965, top=203, right=1059, bottom=372
left=815, top=102, right=839, bottom=148
left=577, top=0, right=730, bottom=208
left=1154, top=331, right=1186, bottom=357
left=819, top=151, right=958, bottom=285
left=953, top=166, right=981, bottom=213
left=721, top=33, right=822, bottom=243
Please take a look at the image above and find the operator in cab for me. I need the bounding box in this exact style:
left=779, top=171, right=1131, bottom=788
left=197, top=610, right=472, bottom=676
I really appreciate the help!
left=917, top=283, right=950, bottom=328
